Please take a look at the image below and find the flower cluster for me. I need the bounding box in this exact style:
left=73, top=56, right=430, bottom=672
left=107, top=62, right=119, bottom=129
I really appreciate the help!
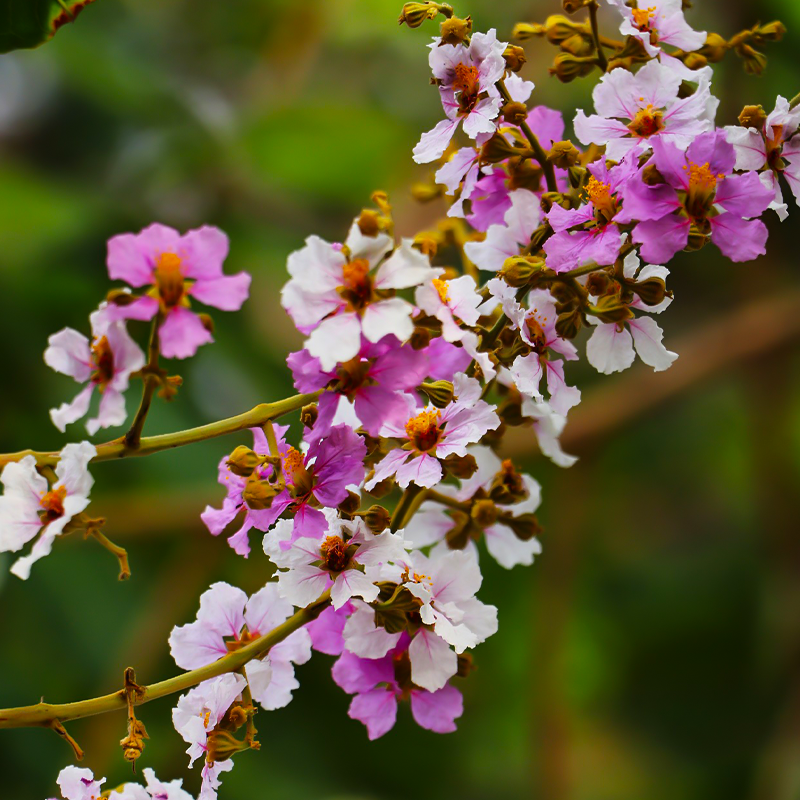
left=7, top=1, right=793, bottom=798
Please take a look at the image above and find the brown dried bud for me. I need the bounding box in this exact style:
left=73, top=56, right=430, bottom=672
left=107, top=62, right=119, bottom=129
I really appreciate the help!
left=489, top=459, right=528, bottom=504
left=548, top=140, right=580, bottom=168
left=226, top=445, right=260, bottom=478
left=409, top=326, right=432, bottom=350
left=738, top=104, right=767, bottom=130
left=445, top=511, right=475, bottom=550
left=198, top=313, right=214, bottom=334
left=364, top=504, right=391, bottom=533
left=562, top=0, right=589, bottom=13
left=120, top=718, right=149, bottom=763
left=513, top=22, right=545, bottom=40
left=442, top=452, right=479, bottom=479
left=457, top=652, right=476, bottom=677
left=544, top=15, right=579, bottom=44
left=607, top=55, right=635, bottom=72
left=502, top=101, right=529, bottom=126
left=243, top=477, right=277, bottom=510
left=504, top=512, right=543, bottom=541
left=682, top=52, right=708, bottom=71
left=471, top=498, right=498, bottom=528
left=549, top=53, right=595, bottom=82
left=529, top=223, right=553, bottom=252
left=555, top=307, right=582, bottom=340
left=560, top=32, right=594, bottom=57
left=338, top=490, right=361, bottom=518
left=106, top=289, right=138, bottom=306
left=365, top=472, right=394, bottom=498
left=358, top=209, right=382, bottom=236
left=440, top=15, right=471, bottom=45
left=631, top=276, right=668, bottom=307
left=398, top=2, right=440, bottom=28
left=481, top=131, right=530, bottom=164
left=738, top=45, right=767, bottom=76
left=699, top=32, right=728, bottom=62
left=754, top=21, right=786, bottom=43
left=585, top=271, right=611, bottom=296
left=420, top=380, right=455, bottom=408
left=641, top=164, right=665, bottom=186
left=206, top=730, right=249, bottom=762
left=503, top=44, right=527, bottom=72
left=499, top=255, right=545, bottom=288
left=300, top=403, right=318, bottom=429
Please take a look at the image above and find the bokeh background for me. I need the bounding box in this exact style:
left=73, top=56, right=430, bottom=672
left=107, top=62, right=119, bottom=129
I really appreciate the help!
left=1, top=0, right=800, bottom=798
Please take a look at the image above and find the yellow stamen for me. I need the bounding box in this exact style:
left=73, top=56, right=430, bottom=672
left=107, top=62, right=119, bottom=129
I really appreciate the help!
left=90, top=335, right=115, bottom=386
left=585, top=177, right=617, bottom=221
left=39, top=486, right=67, bottom=522
left=405, top=409, right=442, bottom=452
left=282, top=447, right=304, bottom=478
left=453, top=63, right=480, bottom=96
left=433, top=278, right=450, bottom=304
left=154, top=252, right=186, bottom=309
left=631, top=6, right=657, bottom=31
left=627, top=103, right=665, bottom=138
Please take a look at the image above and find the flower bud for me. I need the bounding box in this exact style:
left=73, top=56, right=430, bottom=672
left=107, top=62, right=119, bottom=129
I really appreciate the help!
left=685, top=223, right=708, bottom=252
left=641, top=164, right=665, bottom=186
left=365, top=472, right=394, bottom=498
left=442, top=452, right=479, bottom=479
left=420, top=380, right=455, bottom=408
left=498, top=395, right=525, bottom=427
left=504, top=512, right=543, bottom=541
left=562, top=0, right=590, bottom=13
left=358, top=209, right=382, bottom=236
left=206, top=730, right=249, bottom=762
left=539, top=192, right=566, bottom=213
left=480, top=131, right=530, bottom=163
left=513, top=22, right=545, bottom=40
left=445, top=511, right=475, bottom=550
left=198, top=313, right=214, bottom=334
left=226, top=445, right=260, bottom=478
left=243, top=477, right=277, bottom=510
left=457, top=652, right=475, bottom=677
left=471, top=498, right=498, bottom=528
left=607, top=55, right=635, bottom=72
left=411, top=180, right=444, bottom=202
left=300, top=403, right=318, bottom=429
left=338, top=490, right=361, bottom=518
left=502, top=101, right=529, bottom=126
left=549, top=53, right=595, bottom=82
left=754, top=21, right=786, bottom=43
left=588, top=294, right=633, bottom=324
left=413, top=233, right=439, bottom=257
left=440, top=15, right=471, bottom=45
left=560, top=32, right=594, bottom=57
left=544, top=15, right=580, bottom=44
left=499, top=255, right=545, bottom=288
left=738, top=45, right=767, bottom=76
left=398, top=2, right=440, bottom=28
left=738, top=104, right=767, bottom=130
left=555, top=307, right=582, bottom=340
left=489, top=459, right=528, bottom=504
left=585, top=271, right=611, bottom=296
left=409, top=326, right=432, bottom=350
left=547, top=140, right=580, bottom=168
left=699, top=32, right=728, bottom=62
left=364, top=504, right=391, bottom=533
left=106, top=289, right=139, bottom=306
left=529, top=223, right=553, bottom=252
left=682, top=52, right=708, bottom=70
left=630, top=276, right=668, bottom=307
left=503, top=44, right=527, bottom=72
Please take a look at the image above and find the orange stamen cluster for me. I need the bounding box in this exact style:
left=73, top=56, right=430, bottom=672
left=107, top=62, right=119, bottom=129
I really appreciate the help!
left=685, top=161, right=724, bottom=192
left=341, top=258, right=370, bottom=292
left=631, top=6, right=657, bottom=31
left=154, top=252, right=186, bottom=309
left=405, top=409, right=442, bottom=452
left=585, top=177, right=616, bottom=219
left=628, top=103, right=665, bottom=138
left=320, top=535, right=350, bottom=572
left=282, top=447, right=304, bottom=478
left=39, top=486, right=67, bottom=522
left=433, top=278, right=450, bottom=304
left=90, top=336, right=115, bottom=386
left=453, top=63, right=480, bottom=96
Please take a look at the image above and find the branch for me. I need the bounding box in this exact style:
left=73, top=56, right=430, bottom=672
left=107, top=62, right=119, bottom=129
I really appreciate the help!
left=587, top=1, right=608, bottom=72
left=0, top=391, right=322, bottom=471
left=0, top=592, right=331, bottom=730
left=124, top=315, right=162, bottom=450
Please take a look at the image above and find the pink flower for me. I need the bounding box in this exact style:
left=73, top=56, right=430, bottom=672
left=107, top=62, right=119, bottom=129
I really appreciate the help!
left=413, top=30, right=507, bottom=164
left=0, top=441, right=96, bottom=579
left=406, top=445, right=544, bottom=569
left=263, top=515, right=406, bottom=609
left=282, top=223, right=439, bottom=371
left=172, top=673, right=247, bottom=799
left=415, top=274, right=483, bottom=342
left=45, top=306, right=145, bottom=435
left=54, top=766, right=105, bottom=800
left=200, top=425, right=289, bottom=557
left=543, top=157, right=635, bottom=273
left=518, top=397, right=578, bottom=468
left=489, top=282, right=581, bottom=416
left=50, top=766, right=194, bottom=800
left=620, top=130, right=775, bottom=263
left=169, top=582, right=311, bottom=710
left=605, top=0, right=706, bottom=56
left=725, top=95, right=800, bottom=221
left=287, top=335, right=429, bottom=437
left=365, top=373, right=500, bottom=490
left=585, top=251, right=677, bottom=374
left=574, top=60, right=715, bottom=162
left=106, top=223, right=251, bottom=359
left=332, top=634, right=464, bottom=740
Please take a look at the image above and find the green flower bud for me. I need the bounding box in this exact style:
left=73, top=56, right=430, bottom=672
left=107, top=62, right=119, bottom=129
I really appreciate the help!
left=226, top=445, right=261, bottom=478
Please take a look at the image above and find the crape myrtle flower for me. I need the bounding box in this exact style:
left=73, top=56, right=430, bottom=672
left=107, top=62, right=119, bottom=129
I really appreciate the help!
left=287, top=335, right=429, bottom=437
left=48, top=765, right=195, bottom=800
left=574, top=59, right=715, bottom=162
left=406, top=445, right=544, bottom=569
left=423, top=336, right=473, bottom=382
left=45, top=305, right=145, bottom=435
left=0, top=441, right=96, bottom=580
left=605, top=0, right=706, bottom=57
left=172, top=673, right=247, bottom=800
left=281, top=221, right=439, bottom=371
left=200, top=425, right=289, bottom=557
left=365, top=373, right=500, bottom=490
left=106, top=224, right=251, bottom=360
left=332, top=633, right=464, bottom=740
left=463, top=189, right=541, bottom=272
left=543, top=157, right=636, bottom=273
left=169, top=582, right=312, bottom=710
left=725, top=96, right=800, bottom=221
left=619, top=130, right=774, bottom=263
left=489, top=281, right=581, bottom=416
left=413, top=30, right=508, bottom=164
left=415, top=273, right=483, bottom=342
left=519, top=397, right=578, bottom=468
left=263, top=514, right=406, bottom=609
left=585, top=251, right=678, bottom=374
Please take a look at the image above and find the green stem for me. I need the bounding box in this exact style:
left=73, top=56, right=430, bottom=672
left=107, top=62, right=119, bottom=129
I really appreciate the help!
left=790, top=91, right=800, bottom=109
left=587, top=1, right=608, bottom=72
left=0, top=391, right=322, bottom=471
left=390, top=484, right=425, bottom=532
left=497, top=80, right=558, bottom=194
left=124, top=316, right=162, bottom=450
left=426, top=489, right=470, bottom=511
left=0, top=591, right=330, bottom=730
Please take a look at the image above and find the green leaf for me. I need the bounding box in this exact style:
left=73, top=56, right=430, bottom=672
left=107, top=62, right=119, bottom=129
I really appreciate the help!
left=0, top=0, right=98, bottom=53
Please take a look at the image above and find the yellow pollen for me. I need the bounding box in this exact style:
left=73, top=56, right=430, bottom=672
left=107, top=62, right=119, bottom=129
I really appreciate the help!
left=585, top=177, right=616, bottom=218
left=282, top=447, right=304, bottom=477
left=405, top=409, right=441, bottom=440
left=453, top=63, right=480, bottom=95
left=154, top=251, right=186, bottom=308
left=631, top=6, right=657, bottom=30
left=90, top=335, right=115, bottom=386
left=433, top=278, right=450, bottom=304
left=684, top=161, right=724, bottom=192
left=39, top=486, right=67, bottom=522
left=628, top=103, right=665, bottom=138
left=341, top=258, right=370, bottom=291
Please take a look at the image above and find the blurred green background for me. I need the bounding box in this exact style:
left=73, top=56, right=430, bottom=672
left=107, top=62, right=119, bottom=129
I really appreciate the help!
left=1, top=0, right=800, bottom=798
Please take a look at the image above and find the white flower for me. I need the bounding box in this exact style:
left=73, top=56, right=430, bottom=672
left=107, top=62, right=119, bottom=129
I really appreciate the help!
left=0, top=441, right=96, bottom=579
